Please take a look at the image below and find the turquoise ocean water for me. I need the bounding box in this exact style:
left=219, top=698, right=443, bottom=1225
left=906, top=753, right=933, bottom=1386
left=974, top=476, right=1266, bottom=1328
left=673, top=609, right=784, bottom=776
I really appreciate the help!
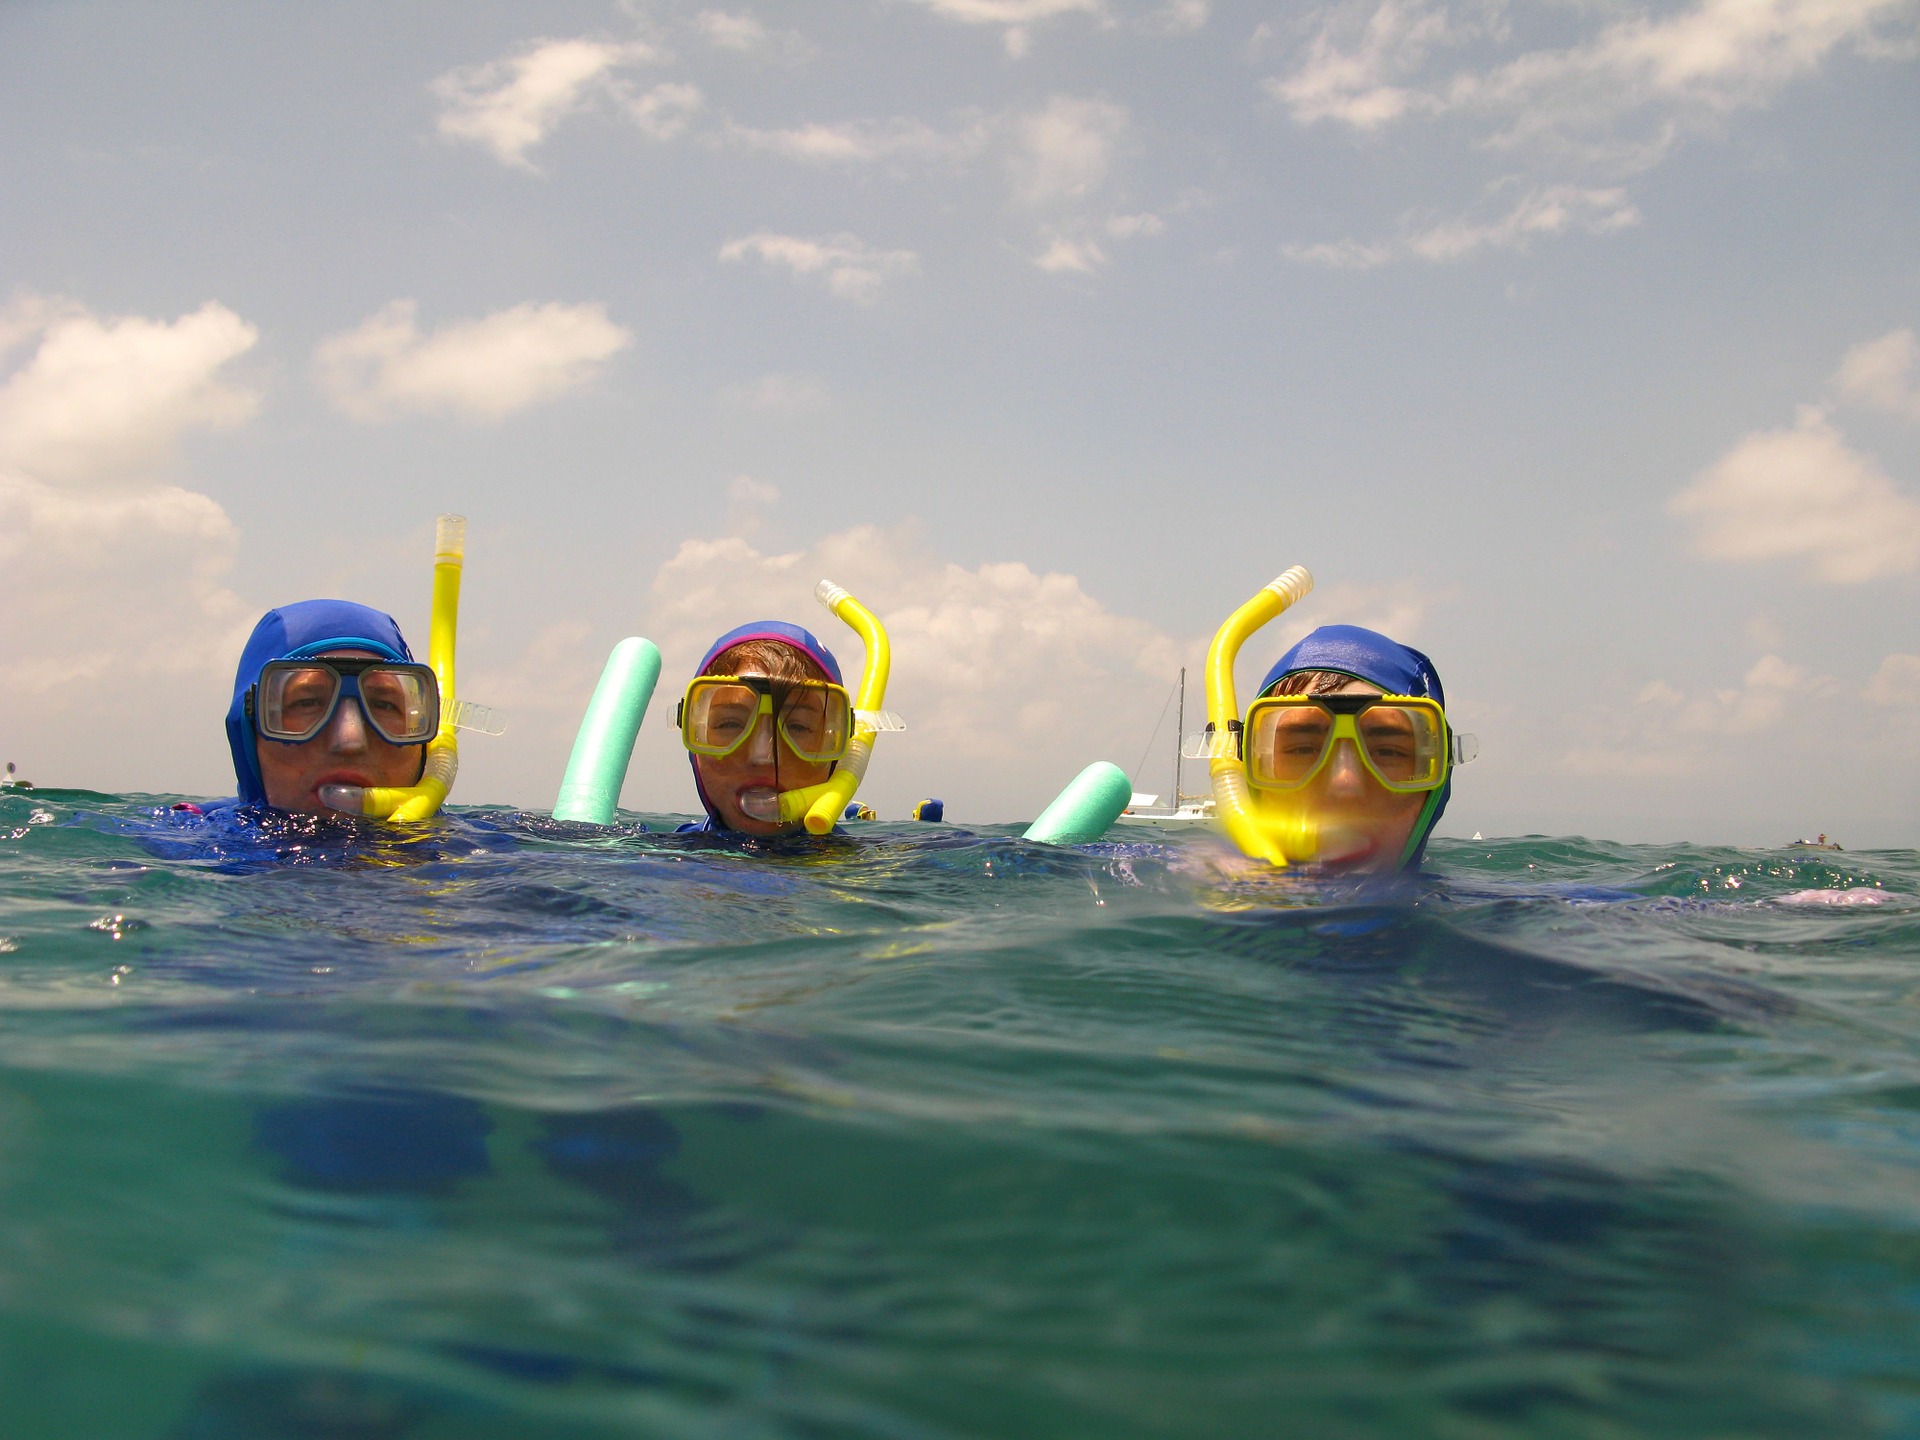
left=2, top=787, right=1918, bottom=1438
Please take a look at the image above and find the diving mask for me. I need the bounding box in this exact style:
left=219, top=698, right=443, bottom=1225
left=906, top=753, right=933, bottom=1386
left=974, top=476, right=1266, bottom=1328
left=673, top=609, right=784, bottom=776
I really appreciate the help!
left=250, top=657, right=440, bottom=747
left=1244, top=693, right=1456, bottom=794
left=677, top=675, right=853, bottom=765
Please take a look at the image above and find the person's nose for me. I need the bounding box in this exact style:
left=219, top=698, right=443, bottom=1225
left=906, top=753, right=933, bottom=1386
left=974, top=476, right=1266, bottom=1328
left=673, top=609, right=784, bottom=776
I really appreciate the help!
left=324, top=694, right=370, bottom=754
left=747, top=714, right=776, bottom=765
left=1322, top=739, right=1370, bottom=798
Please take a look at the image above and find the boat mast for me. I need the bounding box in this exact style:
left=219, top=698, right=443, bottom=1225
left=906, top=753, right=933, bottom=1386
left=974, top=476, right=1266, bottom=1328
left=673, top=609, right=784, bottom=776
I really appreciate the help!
left=1173, top=667, right=1184, bottom=808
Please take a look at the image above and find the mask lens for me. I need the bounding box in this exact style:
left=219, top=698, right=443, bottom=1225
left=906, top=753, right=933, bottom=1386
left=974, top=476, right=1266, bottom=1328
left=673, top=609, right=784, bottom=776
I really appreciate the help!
left=1357, top=703, right=1444, bottom=790
left=684, top=681, right=766, bottom=757
left=1247, top=701, right=1334, bottom=790
left=357, top=667, right=438, bottom=744
left=258, top=664, right=343, bottom=742
left=777, top=683, right=852, bottom=763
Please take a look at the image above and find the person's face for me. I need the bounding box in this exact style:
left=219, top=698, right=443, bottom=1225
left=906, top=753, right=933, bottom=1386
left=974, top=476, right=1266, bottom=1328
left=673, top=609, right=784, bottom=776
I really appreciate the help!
left=255, top=649, right=427, bottom=812
left=1262, top=679, right=1430, bottom=871
left=691, top=666, right=835, bottom=836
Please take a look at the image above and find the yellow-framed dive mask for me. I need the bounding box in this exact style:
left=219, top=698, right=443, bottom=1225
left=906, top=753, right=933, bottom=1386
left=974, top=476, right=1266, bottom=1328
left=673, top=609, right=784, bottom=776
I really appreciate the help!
left=676, top=675, right=853, bottom=764
left=1242, top=693, right=1453, bottom=794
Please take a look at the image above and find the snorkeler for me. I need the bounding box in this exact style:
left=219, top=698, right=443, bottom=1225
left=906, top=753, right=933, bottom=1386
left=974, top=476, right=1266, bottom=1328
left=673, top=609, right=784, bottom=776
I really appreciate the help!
left=675, top=621, right=857, bottom=836
left=209, top=515, right=469, bottom=819
left=1194, top=567, right=1473, bottom=873
left=221, top=600, right=442, bottom=814
left=1247, top=625, right=1469, bottom=871
left=672, top=579, right=899, bottom=838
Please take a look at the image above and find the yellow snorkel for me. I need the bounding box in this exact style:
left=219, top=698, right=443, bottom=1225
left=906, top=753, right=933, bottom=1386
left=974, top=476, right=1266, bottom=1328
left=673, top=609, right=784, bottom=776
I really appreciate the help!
left=1201, top=566, right=1317, bottom=867
left=320, top=514, right=464, bottom=822
left=776, top=580, right=895, bottom=835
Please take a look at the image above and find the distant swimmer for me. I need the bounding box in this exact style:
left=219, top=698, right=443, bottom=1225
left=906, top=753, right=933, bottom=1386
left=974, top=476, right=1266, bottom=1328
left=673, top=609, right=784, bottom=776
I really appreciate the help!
left=1, top=761, right=30, bottom=789
left=912, top=798, right=945, bottom=822
left=843, top=802, right=878, bottom=821
left=221, top=601, right=442, bottom=814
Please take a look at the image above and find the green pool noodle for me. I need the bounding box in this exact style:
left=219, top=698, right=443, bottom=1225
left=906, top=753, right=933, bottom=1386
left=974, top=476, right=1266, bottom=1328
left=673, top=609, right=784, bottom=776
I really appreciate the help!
left=1023, top=761, right=1133, bottom=846
left=553, top=637, right=662, bottom=824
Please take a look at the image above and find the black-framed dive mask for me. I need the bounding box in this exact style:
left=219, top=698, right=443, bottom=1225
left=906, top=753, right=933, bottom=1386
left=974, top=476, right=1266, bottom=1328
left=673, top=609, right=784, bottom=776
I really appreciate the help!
left=247, top=657, right=441, bottom=746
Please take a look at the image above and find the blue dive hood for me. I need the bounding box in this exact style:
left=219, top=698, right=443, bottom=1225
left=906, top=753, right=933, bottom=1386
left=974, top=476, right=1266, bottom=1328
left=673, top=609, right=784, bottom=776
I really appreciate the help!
left=225, top=600, right=413, bottom=807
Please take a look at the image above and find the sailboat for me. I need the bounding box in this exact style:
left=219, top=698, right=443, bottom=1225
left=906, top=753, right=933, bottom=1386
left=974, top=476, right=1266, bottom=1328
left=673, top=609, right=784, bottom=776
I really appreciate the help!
left=1115, top=668, right=1217, bottom=828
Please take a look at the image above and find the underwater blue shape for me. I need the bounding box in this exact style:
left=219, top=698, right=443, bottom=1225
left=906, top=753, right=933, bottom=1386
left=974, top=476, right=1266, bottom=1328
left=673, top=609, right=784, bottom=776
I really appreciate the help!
left=254, top=1088, right=492, bottom=1194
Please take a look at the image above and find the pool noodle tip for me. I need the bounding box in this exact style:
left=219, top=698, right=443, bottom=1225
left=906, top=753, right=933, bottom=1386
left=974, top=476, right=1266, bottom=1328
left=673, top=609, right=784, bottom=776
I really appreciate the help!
left=553, top=638, right=662, bottom=825
left=1023, top=761, right=1133, bottom=846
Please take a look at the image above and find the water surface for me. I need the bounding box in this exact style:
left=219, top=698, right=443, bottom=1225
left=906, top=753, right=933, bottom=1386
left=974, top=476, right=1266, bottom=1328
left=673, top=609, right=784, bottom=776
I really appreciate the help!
left=1, top=789, right=1917, bottom=1437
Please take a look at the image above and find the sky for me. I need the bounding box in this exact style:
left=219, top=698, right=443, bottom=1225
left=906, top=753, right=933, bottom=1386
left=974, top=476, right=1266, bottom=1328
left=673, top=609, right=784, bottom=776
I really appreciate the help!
left=2, top=0, right=1917, bottom=845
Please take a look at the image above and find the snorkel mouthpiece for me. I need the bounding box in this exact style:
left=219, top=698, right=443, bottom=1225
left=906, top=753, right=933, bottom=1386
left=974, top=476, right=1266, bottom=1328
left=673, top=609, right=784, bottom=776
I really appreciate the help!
left=1205, top=566, right=1317, bottom=867
left=775, top=579, right=893, bottom=834
left=321, top=514, right=465, bottom=822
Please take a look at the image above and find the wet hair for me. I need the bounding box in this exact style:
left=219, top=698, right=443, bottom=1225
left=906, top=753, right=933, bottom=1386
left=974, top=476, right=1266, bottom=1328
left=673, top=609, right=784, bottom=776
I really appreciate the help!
left=704, top=639, right=830, bottom=684
left=1267, top=669, right=1371, bottom=697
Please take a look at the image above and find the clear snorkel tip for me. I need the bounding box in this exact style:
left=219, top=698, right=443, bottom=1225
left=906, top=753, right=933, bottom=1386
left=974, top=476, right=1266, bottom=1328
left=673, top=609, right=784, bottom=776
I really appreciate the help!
left=814, top=579, right=853, bottom=613
left=435, top=514, right=467, bottom=565
left=317, top=783, right=368, bottom=815
left=1268, top=566, right=1314, bottom=607
left=739, top=787, right=784, bottom=823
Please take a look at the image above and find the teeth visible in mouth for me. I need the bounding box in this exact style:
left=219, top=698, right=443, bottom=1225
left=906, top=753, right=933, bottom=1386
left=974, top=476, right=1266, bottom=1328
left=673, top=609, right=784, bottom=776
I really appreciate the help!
left=738, top=787, right=782, bottom=821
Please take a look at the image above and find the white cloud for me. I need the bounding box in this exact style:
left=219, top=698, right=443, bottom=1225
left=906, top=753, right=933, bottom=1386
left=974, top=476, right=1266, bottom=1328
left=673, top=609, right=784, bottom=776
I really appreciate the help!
left=1406, top=184, right=1640, bottom=260
left=1834, top=328, right=1920, bottom=421
left=1106, top=212, right=1166, bottom=239
left=1670, top=405, right=1920, bottom=583
left=727, top=116, right=984, bottom=165
left=1156, top=0, right=1210, bottom=35
left=718, top=372, right=831, bottom=414
left=1272, top=0, right=1917, bottom=159
left=314, top=300, right=632, bottom=422
left=1033, top=235, right=1107, bottom=273
left=696, top=10, right=770, bottom=50
left=1866, top=653, right=1920, bottom=706
left=1009, top=96, right=1128, bottom=205
left=641, top=521, right=1180, bottom=819
left=718, top=232, right=921, bottom=303
left=1288, top=183, right=1640, bottom=268
left=897, top=0, right=1105, bottom=56
left=432, top=37, right=659, bottom=168
left=0, top=297, right=258, bottom=484
left=1565, top=654, right=1825, bottom=777
left=625, top=81, right=704, bottom=140
left=0, top=473, right=248, bottom=693
left=899, top=0, right=1101, bottom=19
left=1268, top=0, right=1458, bottom=129
left=724, top=474, right=782, bottom=537
left=1283, top=237, right=1398, bottom=270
